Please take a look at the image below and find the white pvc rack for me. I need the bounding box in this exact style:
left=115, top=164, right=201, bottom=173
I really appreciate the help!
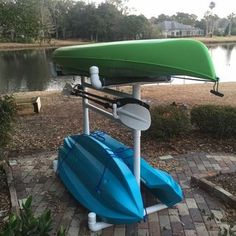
left=79, top=67, right=167, bottom=231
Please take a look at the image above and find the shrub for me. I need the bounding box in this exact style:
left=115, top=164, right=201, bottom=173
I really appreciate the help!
left=0, top=196, right=66, bottom=236
left=191, top=105, right=236, bottom=138
left=146, top=105, right=190, bottom=140
left=0, top=95, right=17, bottom=150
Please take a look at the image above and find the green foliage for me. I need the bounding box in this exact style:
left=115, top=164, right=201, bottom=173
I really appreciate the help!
left=191, top=105, right=236, bottom=138
left=172, top=12, right=198, bottom=26
left=146, top=105, right=190, bottom=141
left=57, top=226, right=66, bottom=236
left=0, top=0, right=154, bottom=42
left=0, top=196, right=65, bottom=236
left=1, top=0, right=235, bottom=42
left=0, top=95, right=16, bottom=150
left=0, top=0, right=40, bottom=42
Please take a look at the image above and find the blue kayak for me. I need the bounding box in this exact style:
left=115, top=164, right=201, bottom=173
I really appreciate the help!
left=91, top=131, right=183, bottom=207
left=57, top=134, right=144, bottom=224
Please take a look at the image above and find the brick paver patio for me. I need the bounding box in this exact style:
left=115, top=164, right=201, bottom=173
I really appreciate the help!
left=10, top=152, right=236, bottom=236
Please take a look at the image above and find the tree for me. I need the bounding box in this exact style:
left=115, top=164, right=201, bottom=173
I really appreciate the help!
left=209, top=1, right=216, bottom=10
left=195, top=19, right=206, bottom=32
left=156, top=14, right=172, bottom=23
left=47, top=0, right=74, bottom=39
left=119, top=14, right=151, bottom=40
left=106, top=0, right=129, bottom=14
left=215, top=18, right=229, bottom=36
left=0, top=1, right=17, bottom=40
left=172, top=12, right=198, bottom=26
left=38, top=0, right=56, bottom=43
left=205, top=1, right=216, bottom=37
left=95, top=2, right=123, bottom=41
left=0, top=0, right=40, bottom=42
left=227, top=13, right=236, bottom=36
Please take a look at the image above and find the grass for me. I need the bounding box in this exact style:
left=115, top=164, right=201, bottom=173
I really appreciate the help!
left=0, top=36, right=236, bottom=50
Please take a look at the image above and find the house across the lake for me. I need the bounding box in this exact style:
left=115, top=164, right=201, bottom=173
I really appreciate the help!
left=159, top=21, right=204, bottom=38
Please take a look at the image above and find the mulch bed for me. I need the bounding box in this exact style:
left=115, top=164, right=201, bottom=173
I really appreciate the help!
left=0, top=165, right=11, bottom=230
left=7, top=95, right=236, bottom=158
left=207, top=172, right=236, bottom=196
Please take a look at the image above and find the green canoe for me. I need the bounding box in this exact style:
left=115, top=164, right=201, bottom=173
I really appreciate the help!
left=52, top=39, right=218, bottom=85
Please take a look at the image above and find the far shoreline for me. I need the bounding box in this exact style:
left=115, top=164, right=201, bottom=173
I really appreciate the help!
left=0, top=36, right=236, bottom=51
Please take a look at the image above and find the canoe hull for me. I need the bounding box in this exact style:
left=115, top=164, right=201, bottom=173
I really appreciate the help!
left=53, top=39, right=217, bottom=85
left=57, top=134, right=144, bottom=224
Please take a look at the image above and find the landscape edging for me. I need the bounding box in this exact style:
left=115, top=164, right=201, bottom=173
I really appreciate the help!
left=3, top=162, right=20, bottom=215
left=191, top=172, right=236, bottom=209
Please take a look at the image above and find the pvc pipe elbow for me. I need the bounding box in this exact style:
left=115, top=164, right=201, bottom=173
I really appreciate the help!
left=90, top=66, right=102, bottom=89
left=88, top=212, right=112, bottom=232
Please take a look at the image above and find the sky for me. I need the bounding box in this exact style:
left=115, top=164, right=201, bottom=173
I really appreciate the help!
left=91, top=0, right=236, bottom=19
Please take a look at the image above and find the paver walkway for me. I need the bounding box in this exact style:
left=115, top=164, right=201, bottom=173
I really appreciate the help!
left=10, top=152, right=236, bottom=236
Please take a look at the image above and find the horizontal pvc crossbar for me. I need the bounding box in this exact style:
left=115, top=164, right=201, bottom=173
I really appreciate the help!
left=88, top=203, right=168, bottom=232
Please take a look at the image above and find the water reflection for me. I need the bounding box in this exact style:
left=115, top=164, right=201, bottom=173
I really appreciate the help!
left=0, top=43, right=235, bottom=93
left=0, top=49, right=53, bottom=92
left=208, top=43, right=236, bottom=83
left=167, top=43, right=236, bottom=85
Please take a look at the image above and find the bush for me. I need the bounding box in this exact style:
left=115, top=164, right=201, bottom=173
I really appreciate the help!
left=0, top=196, right=66, bottom=236
left=0, top=95, right=16, bottom=150
left=146, top=105, right=190, bottom=140
left=191, top=105, right=236, bottom=138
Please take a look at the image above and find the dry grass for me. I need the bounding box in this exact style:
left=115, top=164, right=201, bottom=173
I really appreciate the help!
left=0, top=39, right=89, bottom=51
left=195, top=35, right=236, bottom=44
left=142, top=82, right=236, bottom=108
left=1, top=36, right=236, bottom=51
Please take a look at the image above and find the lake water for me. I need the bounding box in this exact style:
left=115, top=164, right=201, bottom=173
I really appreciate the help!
left=0, top=43, right=235, bottom=93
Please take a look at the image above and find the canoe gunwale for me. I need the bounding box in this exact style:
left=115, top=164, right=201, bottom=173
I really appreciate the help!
left=53, top=39, right=218, bottom=84
left=54, top=56, right=217, bottom=82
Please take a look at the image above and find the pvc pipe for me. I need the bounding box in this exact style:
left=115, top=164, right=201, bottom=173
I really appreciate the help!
left=133, top=130, right=141, bottom=186
left=82, top=77, right=90, bottom=135
left=112, top=103, right=118, bottom=119
left=145, top=204, right=167, bottom=215
left=90, top=66, right=102, bottom=89
left=53, top=160, right=58, bottom=173
left=132, top=84, right=141, bottom=186
left=133, top=84, right=141, bottom=100
left=88, top=212, right=113, bottom=232
left=86, top=103, right=114, bottom=120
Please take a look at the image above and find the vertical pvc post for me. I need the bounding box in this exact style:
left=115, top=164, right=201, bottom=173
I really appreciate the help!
left=132, top=84, right=141, bottom=186
left=82, top=77, right=90, bottom=135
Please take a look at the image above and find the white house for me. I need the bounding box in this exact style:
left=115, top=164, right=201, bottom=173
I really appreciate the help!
left=159, top=21, right=204, bottom=38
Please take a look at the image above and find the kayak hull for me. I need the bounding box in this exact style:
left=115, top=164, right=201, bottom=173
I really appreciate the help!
left=57, top=134, right=144, bottom=224
left=91, top=131, right=183, bottom=207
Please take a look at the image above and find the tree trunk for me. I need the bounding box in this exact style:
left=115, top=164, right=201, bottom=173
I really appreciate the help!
left=228, top=22, right=232, bottom=36
left=56, top=29, right=59, bottom=39
left=62, top=28, right=66, bottom=39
